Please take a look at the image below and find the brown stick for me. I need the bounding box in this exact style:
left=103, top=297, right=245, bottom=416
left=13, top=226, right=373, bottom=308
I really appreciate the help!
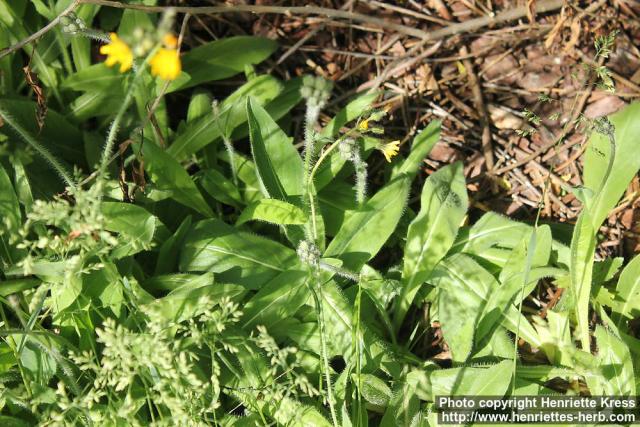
left=0, top=0, right=80, bottom=59
left=76, top=0, right=565, bottom=42
left=0, top=0, right=566, bottom=62
left=461, top=45, right=494, bottom=171
left=80, top=1, right=432, bottom=39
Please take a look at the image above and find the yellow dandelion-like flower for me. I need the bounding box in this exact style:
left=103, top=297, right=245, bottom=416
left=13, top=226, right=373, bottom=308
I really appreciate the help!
left=358, top=119, right=369, bottom=130
left=150, top=48, right=182, bottom=81
left=380, top=140, right=400, bottom=162
left=100, top=33, right=133, bottom=73
left=163, top=33, right=179, bottom=49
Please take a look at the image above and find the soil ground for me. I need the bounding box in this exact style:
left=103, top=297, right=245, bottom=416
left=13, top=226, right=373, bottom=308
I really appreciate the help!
left=183, top=0, right=640, bottom=257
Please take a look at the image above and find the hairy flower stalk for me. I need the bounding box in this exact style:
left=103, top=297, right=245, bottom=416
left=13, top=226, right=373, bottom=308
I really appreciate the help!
left=0, top=105, right=74, bottom=188
left=299, top=77, right=337, bottom=426
left=300, top=75, right=332, bottom=242
left=297, top=238, right=336, bottom=427
left=96, top=11, right=181, bottom=195
left=96, top=61, right=148, bottom=193
left=339, top=138, right=368, bottom=205
left=300, top=75, right=332, bottom=176
left=60, top=13, right=110, bottom=43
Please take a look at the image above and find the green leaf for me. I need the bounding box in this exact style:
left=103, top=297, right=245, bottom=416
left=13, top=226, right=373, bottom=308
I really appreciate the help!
left=68, top=90, right=124, bottom=121
left=198, top=169, right=243, bottom=208
left=228, top=77, right=303, bottom=143
left=393, top=120, right=441, bottom=178
left=62, top=63, right=123, bottom=92
left=12, top=157, right=36, bottom=212
left=143, top=273, right=202, bottom=294
left=237, top=198, right=307, bottom=226
left=134, top=140, right=213, bottom=217
left=571, top=104, right=640, bottom=350
left=0, top=278, right=40, bottom=296
left=102, top=202, right=169, bottom=259
left=583, top=103, right=640, bottom=227
left=324, top=121, right=439, bottom=271
left=613, top=254, right=640, bottom=328
left=82, top=263, right=124, bottom=316
left=20, top=337, right=57, bottom=385
left=434, top=254, right=540, bottom=361
left=0, top=415, right=30, bottom=427
left=322, top=92, right=379, bottom=138
left=221, top=151, right=263, bottom=204
left=453, top=212, right=570, bottom=269
left=1, top=98, right=84, bottom=165
left=324, top=174, right=411, bottom=271
left=380, top=376, right=422, bottom=427
left=246, top=97, right=303, bottom=199
left=179, top=219, right=299, bottom=289
left=569, top=210, right=597, bottom=350
left=49, top=270, right=82, bottom=313
left=167, top=36, right=278, bottom=92
left=321, top=281, right=401, bottom=376
left=118, top=9, right=154, bottom=36
left=168, top=75, right=282, bottom=160
left=0, top=164, right=20, bottom=255
left=247, top=98, right=294, bottom=201
left=317, top=181, right=358, bottom=236
left=142, top=274, right=244, bottom=323
left=70, top=5, right=98, bottom=71
left=186, top=90, right=213, bottom=123
left=155, top=215, right=192, bottom=275
left=394, top=161, right=467, bottom=330
left=431, top=360, right=513, bottom=396
left=595, top=325, right=635, bottom=396
left=240, top=270, right=308, bottom=330
left=357, top=374, right=392, bottom=407
left=533, top=310, right=575, bottom=366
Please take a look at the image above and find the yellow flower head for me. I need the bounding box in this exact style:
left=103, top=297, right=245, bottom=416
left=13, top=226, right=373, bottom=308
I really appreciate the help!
left=358, top=119, right=369, bottom=131
left=100, top=33, right=133, bottom=73
left=150, top=48, right=181, bottom=80
left=163, top=33, right=179, bottom=49
left=380, top=140, right=400, bottom=162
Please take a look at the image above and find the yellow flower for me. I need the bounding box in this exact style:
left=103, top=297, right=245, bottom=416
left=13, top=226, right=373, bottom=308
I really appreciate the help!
left=380, top=140, right=400, bottom=162
left=358, top=119, right=369, bottom=130
left=100, top=33, right=133, bottom=73
left=150, top=48, right=181, bottom=80
left=163, top=33, right=179, bottom=49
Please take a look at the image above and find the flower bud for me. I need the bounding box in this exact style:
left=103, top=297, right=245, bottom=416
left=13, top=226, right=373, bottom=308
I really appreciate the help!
left=301, top=75, right=333, bottom=109
left=338, top=138, right=358, bottom=162
left=60, top=13, right=86, bottom=35
left=297, top=240, right=320, bottom=267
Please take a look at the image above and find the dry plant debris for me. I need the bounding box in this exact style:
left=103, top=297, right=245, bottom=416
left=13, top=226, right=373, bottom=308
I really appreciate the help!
left=186, top=0, right=640, bottom=256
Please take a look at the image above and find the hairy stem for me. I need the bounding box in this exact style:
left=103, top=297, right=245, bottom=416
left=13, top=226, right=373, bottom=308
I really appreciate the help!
left=96, top=48, right=158, bottom=192
left=308, top=275, right=339, bottom=427
left=221, top=136, right=238, bottom=186
left=0, top=105, right=74, bottom=188
left=303, top=105, right=320, bottom=241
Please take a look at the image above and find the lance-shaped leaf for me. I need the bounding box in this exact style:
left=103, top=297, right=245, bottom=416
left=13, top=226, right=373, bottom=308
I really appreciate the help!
left=168, top=75, right=283, bottom=160
left=613, top=254, right=640, bottom=328
left=571, top=103, right=640, bottom=350
left=179, top=219, right=299, bottom=289
left=434, top=254, right=541, bottom=362
left=324, top=122, right=441, bottom=271
left=134, top=140, right=213, bottom=217
left=237, top=198, right=307, bottom=226
left=394, top=161, right=467, bottom=331
left=246, top=97, right=304, bottom=198
left=595, top=325, right=635, bottom=396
